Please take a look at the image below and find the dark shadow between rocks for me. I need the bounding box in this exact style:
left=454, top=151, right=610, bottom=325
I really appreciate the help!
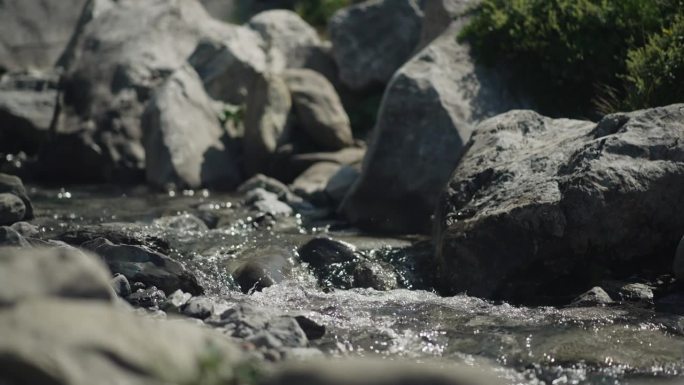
left=200, top=133, right=243, bottom=190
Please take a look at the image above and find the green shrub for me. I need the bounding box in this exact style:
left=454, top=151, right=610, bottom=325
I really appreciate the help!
left=625, top=15, right=684, bottom=110
left=294, top=0, right=356, bottom=30
left=460, top=0, right=684, bottom=117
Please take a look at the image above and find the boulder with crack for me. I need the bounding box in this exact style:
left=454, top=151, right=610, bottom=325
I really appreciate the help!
left=435, top=105, right=684, bottom=303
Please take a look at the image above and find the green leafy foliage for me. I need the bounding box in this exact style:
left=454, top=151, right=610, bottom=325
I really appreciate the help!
left=294, top=0, right=359, bottom=30
left=219, top=104, right=244, bottom=128
left=625, top=15, right=684, bottom=110
left=460, top=0, right=684, bottom=117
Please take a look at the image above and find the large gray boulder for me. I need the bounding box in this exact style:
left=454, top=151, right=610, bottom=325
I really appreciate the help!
left=248, top=10, right=321, bottom=69
left=341, top=24, right=522, bottom=233
left=0, top=72, right=59, bottom=155
left=0, top=0, right=89, bottom=72
left=0, top=247, right=115, bottom=306
left=243, top=72, right=292, bottom=177
left=328, top=0, right=424, bottom=90
left=51, top=0, right=240, bottom=182
left=0, top=299, right=243, bottom=385
left=188, top=26, right=270, bottom=105
left=142, top=65, right=241, bottom=190
left=283, top=69, right=354, bottom=151
left=435, top=105, right=684, bottom=303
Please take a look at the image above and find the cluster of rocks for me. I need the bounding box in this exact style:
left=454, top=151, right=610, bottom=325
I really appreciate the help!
left=0, top=171, right=501, bottom=385
left=0, top=0, right=526, bottom=225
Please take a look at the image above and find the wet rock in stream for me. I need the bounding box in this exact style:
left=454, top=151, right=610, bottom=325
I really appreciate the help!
left=82, top=237, right=203, bottom=295
left=570, top=287, right=614, bottom=307
left=55, top=223, right=172, bottom=254
left=109, top=273, right=132, bottom=298
left=127, top=286, right=167, bottom=309
left=232, top=246, right=294, bottom=293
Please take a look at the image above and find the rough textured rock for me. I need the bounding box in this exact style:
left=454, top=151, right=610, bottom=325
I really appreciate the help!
left=142, top=65, right=241, bottom=190
left=244, top=72, right=292, bottom=177
left=284, top=69, right=354, bottom=151
left=245, top=188, right=294, bottom=218
left=328, top=0, right=424, bottom=90
left=52, top=0, right=239, bottom=182
left=56, top=223, right=171, bottom=254
left=209, top=304, right=309, bottom=350
left=435, top=105, right=684, bottom=303
left=82, top=237, right=203, bottom=295
left=0, top=247, right=114, bottom=306
left=188, top=26, right=269, bottom=105
left=570, top=287, right=614, bottom=307
left=341, top=24, right=523, bottom=233
left=163, top=289, right=192, bottom=312
left=0, top=0, right=89, bottom=72
left=127, top=286, right=167, bottom=308
left=0, top=193, right=26, bottom=226
left=601, top=281, right=654, bottom=303
left=0, top=173, right=33, bottom=219
left=0, top=299, right=243, bottom=385
left=0, top=72, right=59, bottom=154
left=248, top=10, right=321, bottom=69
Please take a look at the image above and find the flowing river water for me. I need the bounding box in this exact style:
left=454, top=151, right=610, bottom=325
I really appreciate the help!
left=29, top=186, right=684, bottom=385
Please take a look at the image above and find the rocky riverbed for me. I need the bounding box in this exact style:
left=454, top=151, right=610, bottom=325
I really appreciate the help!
left=1, top=0, right=683, bottom=384
left=0, top=181, right=681, bottom=385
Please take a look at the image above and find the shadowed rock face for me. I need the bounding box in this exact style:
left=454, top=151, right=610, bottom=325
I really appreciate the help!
left=341, top=23, right=524, bottom=234
left=328, top=0, right=424, bottom=91
left=435, top=105, right=684, bottom=303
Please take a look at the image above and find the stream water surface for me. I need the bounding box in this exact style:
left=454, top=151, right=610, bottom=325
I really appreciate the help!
left=29, top=186, right=684, bottom=385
